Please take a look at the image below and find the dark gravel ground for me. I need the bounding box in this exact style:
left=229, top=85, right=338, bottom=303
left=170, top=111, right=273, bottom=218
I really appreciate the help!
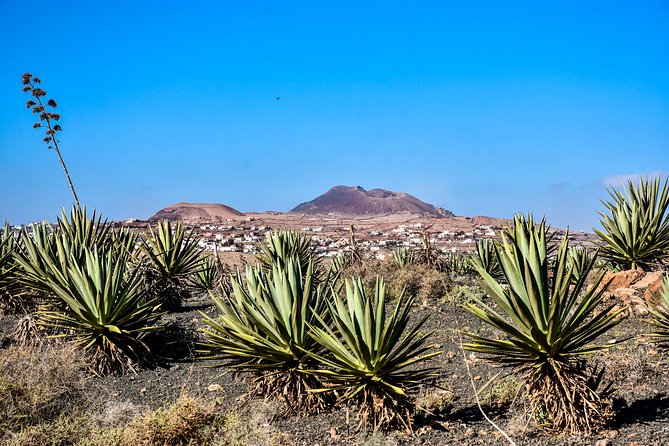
left=2, top=293, right=669, bottom=446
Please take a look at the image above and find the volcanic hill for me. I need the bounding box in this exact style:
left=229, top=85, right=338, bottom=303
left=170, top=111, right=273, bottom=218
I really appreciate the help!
left=149, top=202, right=244, bottom=223
left=290, top=185, right=454, bottom=218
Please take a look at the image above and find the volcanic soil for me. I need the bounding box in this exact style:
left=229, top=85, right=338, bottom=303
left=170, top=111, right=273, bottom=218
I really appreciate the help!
left=3, top=284, right=667, bottom=446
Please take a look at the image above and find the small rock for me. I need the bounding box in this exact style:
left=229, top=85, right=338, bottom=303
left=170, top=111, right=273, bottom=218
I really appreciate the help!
left=139, top=387, right=147, bottom=394
left=595, top=439, right=611, bottom=446
left=330, top=427, right=337, bottom=438
left=644, top=274, right=667, bottom=302
left=601, top=269, right=645, bottom=291
left=613, top=288, right=636, bottom=299
left=207, top=383, right=223, bottom=392
left=465, top=427, right=476, bottom=438
left=631, top=271, right=663, bottom=291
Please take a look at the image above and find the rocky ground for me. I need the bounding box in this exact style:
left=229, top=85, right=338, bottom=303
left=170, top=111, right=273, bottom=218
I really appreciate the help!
left=1, top=269, right=668, bottom=446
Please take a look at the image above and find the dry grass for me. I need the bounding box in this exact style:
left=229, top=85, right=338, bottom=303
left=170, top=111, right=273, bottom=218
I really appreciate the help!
left=117, top=394, right=217, bottom=445
left=218, top=400, right=292, bottom=446
left=341, top=260, right=450, bottom=303
left=0, top=343, right=88, bottom=433
left=415, top=385, right=455, bottom=416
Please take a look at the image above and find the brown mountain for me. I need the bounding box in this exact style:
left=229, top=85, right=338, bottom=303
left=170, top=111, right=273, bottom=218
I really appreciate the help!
left=149, top=202, right=245, bottom=223
left=291, top=185, right=454, bottom=218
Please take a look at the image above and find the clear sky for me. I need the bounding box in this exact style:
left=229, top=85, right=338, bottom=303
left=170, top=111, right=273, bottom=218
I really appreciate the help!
left=1, top=1, right=668, bottom=230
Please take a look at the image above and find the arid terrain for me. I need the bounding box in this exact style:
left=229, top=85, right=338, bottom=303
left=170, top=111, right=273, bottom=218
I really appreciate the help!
left=1, top=184, right=664, bottom=446
left=2, top=269, right=667, bottom=446
left=133, top=185, right=595, bottom=264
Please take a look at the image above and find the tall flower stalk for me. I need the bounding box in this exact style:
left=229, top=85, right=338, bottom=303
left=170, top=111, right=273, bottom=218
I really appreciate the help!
left=22, top=73, right=79, bottom=206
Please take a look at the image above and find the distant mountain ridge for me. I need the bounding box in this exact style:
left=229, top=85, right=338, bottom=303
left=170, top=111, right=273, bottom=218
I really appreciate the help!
left=149, top=202, right=244, bottom=222
left=291, top=185, right=454, bottom=218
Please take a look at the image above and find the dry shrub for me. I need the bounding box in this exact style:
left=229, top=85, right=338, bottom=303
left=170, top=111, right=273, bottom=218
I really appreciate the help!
left=95, top=401, right=146, bottom=427
left=439, top=284, right=484, bottom=306
left=340, top=258, right=388, bottom=294
left=119, top=394, right=217, bottom=446
left=5, top=415, right=94, bottom=446
left=478, top=375, right=523, bottom=408
left=0, top=343, right=88, bottom=432
left=219, top=400, right=292, bottom=446
left=10, top=313, right=42, bottom=346
left=341, top=259, right=449, bottom=303
left=415, top=385, right=455, bottom=416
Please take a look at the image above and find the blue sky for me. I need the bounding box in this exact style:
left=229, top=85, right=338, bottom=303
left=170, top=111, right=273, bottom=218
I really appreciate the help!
left=1, top=1, right=668, bottom=230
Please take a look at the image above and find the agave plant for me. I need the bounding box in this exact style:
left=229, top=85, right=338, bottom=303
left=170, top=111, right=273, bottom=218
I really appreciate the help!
left=464, top=214, right=623, bottom=433
left=470, top=239, right=504, bottom=282
left=442, top=251, right=473, bottom=277
left=17, top=207, right=122, bottom=297
left=567, top=246, right=596, bottom=285
left=142, top=220, right=203, bottom=308
left=36, top=248, right=162, bottom=374
left=306, top=278, right=440, bottom=431
left=0, top=223, right=23, bottom=312
left=646, top=275, right=669, bottom=348
left=330, top=254, right=347, bottom=275
left=594, top=176, right=669, bottom=270
left=393, top=247, right=415, bottom=269
left=257, top=230, right=319, bottom=272
left=199, top=258, right=331, bottom=413
left=192, top=255, right=218, bottom=292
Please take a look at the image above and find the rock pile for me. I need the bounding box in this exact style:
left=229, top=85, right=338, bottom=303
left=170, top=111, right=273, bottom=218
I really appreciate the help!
left=600, top=270, right=666, bottom=315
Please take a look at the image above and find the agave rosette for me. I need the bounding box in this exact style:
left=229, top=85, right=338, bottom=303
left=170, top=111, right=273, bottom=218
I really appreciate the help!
left=142, top=220, right=203, bottom=281
left=306, top=278, right=440, bottom=430
left=594, top=176, right=669, bottom=270
left=647, top=276, right=669, bottom=347
left=36, top=248, right=162, bottom=373
left=464, top=214, right=623, bottom=432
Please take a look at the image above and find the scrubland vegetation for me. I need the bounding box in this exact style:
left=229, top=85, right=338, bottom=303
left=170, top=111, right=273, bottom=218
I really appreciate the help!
left=3, top=74, right=669, bottom=444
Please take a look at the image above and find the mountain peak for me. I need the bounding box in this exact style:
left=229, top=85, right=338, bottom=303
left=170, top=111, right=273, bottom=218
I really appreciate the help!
left=149, top=202, right=245, bottom=222
left=291, top=185, right=454, bottom=218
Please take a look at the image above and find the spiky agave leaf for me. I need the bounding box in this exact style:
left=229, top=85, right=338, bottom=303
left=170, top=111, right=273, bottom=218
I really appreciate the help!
left=191, top=255, right=218, bottom=291
left=646, top=276, right=669, bottom=348
left=57, top=206, right=113, bottom=257
left=442, top=251, right=473, bottom=277
left=464, top=214, right=623, bottom=433
left=199, top=258, right=331, bottom=413
left=16, top=206, right=128, bottom=300
left=567, top=246, right=597, bottom=285
left=329, top=255, right=347, bottom=275
left=594, top=176, right=669, bottom=270
left=306, top=278, right=440, bottom=432
left=142, top=220, right=203, bottom=309
left=0, top=223, right=24, bottom=312
left=393, top=247, right=415, bottom=269
left=257, top=230, right=319, bottom=272
left=142, top=220, right=204, bottom=281
left=36, top=248, right=162, bottom=374
left=470, top=239, right=504, bottom=282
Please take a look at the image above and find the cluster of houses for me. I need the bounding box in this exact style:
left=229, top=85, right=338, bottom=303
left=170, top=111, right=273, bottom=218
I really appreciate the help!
left=5, top=220, right=590, bottom=261
left=191, top=222, right=505, bottom=259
